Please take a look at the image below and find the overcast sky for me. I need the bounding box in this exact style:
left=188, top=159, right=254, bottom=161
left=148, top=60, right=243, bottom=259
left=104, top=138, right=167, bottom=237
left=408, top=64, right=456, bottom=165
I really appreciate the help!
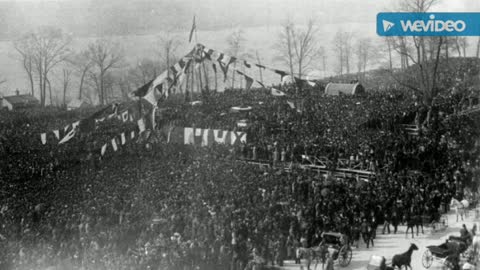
left=1, top=0, right=479, bottom=38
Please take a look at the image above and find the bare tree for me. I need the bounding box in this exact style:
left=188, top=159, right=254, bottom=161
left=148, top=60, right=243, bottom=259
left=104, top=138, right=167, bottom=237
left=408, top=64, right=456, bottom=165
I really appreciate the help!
left=292, top=20, right=322, bottom=79
left=70, top=50, right=93, bottom=100
left=277, top=19, right=323, bottom=81
left=355, top=38, right=373, bottom=77
left=136, top=58, right=161, bottom=84
left=343, top=33, right=354, bottom=74
left=333, top=32, right=344, bottom=75
left=14, top=27, right=71, bottom=105
left=454, top=37, right=468, bottom=57
left=158, top=33, right=181, bottom=83
left=227, top=29, right=245, bottom=88
left=333, top=31, right=353, bottom=75
left=398, top=37, right=409, bottom=69
left=277, top=19, right=298, bottom=81
left=389, top=0, right=444, bottom=111
left=62, top=69, right=71, bottom=107
left=13, top=40, right=35, bottom=96
left=384, top=37, right=394, bottom=70
left=399, top=0, right=440, bottom=12
left=87, top=39, right=123, bottom=105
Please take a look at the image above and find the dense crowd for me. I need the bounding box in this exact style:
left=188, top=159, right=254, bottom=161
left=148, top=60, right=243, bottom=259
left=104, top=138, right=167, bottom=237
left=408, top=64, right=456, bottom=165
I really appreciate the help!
left=0, top=85, right=479, bottom=270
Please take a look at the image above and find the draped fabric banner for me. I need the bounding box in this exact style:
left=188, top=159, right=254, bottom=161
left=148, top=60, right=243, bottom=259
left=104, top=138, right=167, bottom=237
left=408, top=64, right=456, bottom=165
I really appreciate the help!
left=163, top=127, right=247, bottom=146
left=40, top=105, right=135, bottom=145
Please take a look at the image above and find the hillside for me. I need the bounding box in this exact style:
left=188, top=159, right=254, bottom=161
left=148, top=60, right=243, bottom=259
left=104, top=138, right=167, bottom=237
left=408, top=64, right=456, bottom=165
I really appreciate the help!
left=326, top=57, right=480, bottom=92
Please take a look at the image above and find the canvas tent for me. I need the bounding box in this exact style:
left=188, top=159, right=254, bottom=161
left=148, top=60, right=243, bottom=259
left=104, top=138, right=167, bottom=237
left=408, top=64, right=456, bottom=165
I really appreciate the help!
left=324, top=83, right=365, bottom=96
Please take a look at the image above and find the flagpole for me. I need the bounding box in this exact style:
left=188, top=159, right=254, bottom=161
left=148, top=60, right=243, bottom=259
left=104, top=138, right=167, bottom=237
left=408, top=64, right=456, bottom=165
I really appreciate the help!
left=194, top=15, right=198, bottom=44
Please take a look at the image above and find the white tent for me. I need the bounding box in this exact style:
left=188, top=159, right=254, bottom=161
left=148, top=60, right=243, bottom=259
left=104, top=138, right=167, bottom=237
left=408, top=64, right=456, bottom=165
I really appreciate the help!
left=324, top=83, right=365, bottom=96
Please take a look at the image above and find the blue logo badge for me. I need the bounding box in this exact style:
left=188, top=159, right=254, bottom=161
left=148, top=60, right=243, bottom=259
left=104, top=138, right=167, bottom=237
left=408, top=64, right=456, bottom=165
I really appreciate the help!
left=377, top=13, right=480, bottom=36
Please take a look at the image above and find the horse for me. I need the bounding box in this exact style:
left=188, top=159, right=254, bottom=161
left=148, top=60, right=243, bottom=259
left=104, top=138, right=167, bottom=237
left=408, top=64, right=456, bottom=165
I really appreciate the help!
left=404, top=214, right=423, bottom=238
left=391, top=243, right=418, bottom=270
left=296, top=247, right=315, bottom=270
left=451, top=198, right=469, bottom=222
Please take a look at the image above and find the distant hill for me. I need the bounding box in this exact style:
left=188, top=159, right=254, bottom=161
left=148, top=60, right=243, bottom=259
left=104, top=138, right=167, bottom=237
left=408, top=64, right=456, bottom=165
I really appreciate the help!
left=325, top=57, right=480, bottom=92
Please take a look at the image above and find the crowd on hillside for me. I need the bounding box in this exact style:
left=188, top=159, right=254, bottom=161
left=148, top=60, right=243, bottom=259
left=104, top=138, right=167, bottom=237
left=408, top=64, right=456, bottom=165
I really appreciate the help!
left=0, top=86, right=479, bottom=270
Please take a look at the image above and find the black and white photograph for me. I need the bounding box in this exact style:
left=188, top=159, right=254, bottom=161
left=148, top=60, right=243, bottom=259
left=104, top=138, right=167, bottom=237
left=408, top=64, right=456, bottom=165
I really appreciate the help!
left=1, top=0, right=480, bottom=269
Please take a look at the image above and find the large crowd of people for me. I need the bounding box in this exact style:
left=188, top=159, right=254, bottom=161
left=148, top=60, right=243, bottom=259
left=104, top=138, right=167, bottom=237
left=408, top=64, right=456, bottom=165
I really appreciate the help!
left=0, top=84, right=479, bottom=270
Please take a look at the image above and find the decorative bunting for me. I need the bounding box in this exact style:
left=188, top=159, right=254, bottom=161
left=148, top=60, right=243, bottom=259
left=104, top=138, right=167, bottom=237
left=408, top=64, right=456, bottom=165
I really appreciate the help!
left=245, top=75, right=253, bottom=90
left=137, top=119, right=146, bottom=133
left=53, top=130, right=60, bottom=139
left=271, top=88, right=286, bottom=96
left=235, top=70, right=254, bottom=91
left=218, top=61, right=229, bottom=82
left=131, top=79, right=154, bottom=98
left=228, top=57, right=237, bottom=65
left=274, top=70, right=289, bottom=81
left=40, top=133, right=47, bottom=145
left=121, top=133, right=126, bottom=145
left=244, top=60, right=251, bottom=68
left=143, top=87, right=161, bottom=107
left=122, top=111, right=129, bottom=122
left=212, top=63, right=217, bottom=73
left=111, top=138, right=118, bottom=152
left=101, top=144, right=107, bottom=156
left=203, top=48, right=214, bottom=60
left=287, top=100, right=296, bottom=109
left=59, top=128, right=76, bottom=144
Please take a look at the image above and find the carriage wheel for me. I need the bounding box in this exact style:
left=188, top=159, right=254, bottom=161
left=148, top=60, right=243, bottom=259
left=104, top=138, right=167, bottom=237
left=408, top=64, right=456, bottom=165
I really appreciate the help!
left=422, top=250, right=433, bottom=268
left=338, top=246, right=352, bottom=267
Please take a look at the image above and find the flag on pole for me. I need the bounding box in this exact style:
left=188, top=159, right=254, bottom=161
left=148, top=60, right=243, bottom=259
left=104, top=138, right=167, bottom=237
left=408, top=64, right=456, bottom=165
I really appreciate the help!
left=271, top=88, right=286, bottom=96
left=189, top=16, right=196, bottom=43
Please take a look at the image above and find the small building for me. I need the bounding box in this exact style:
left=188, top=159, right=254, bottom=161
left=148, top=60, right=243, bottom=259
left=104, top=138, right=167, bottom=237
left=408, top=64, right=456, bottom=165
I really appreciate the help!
left=1, top=90, right=39, bottom=110
left=324, top=82, right=365, bottom=96
left=67, top=99, right=91, bottom=111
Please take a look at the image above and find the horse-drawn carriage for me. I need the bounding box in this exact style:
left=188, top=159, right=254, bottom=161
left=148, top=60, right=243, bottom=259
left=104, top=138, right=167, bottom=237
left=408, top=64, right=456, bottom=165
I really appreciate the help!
left=298, top=232, right=353, bottom=269
left=314, top=232, right=353, bottom=267
left=422, top=236, right=473, bottom=270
